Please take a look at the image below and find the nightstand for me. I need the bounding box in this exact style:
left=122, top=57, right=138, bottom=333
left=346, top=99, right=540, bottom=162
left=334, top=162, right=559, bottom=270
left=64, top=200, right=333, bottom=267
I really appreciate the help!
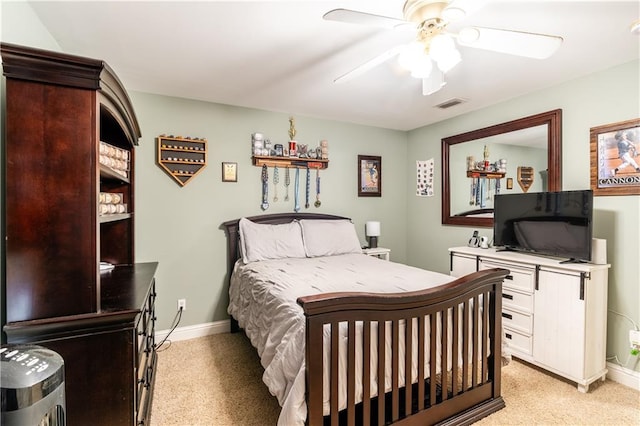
left=362, top=247, right=390, bottom=261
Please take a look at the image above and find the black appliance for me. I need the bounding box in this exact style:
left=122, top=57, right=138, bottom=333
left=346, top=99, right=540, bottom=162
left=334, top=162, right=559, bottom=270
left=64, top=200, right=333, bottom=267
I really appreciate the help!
left=493, top=189, right=593, bottom=262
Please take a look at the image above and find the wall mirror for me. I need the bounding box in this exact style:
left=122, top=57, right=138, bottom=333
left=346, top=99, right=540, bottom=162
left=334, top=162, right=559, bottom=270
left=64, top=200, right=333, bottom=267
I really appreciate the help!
left=442, top=109, right=562, bottom=227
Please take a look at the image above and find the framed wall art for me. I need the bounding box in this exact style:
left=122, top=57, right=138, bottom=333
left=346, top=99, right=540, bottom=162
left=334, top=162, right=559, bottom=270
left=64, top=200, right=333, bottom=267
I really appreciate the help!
left=358, top=155, right=381, bottom=197
left=590, top=118, right=640, bottom=196
left=222, top=162, right=237, bottom=182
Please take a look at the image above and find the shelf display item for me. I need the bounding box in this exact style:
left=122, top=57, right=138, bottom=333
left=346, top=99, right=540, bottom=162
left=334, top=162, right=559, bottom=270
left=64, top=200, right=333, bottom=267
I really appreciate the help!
left=157, top=135, right=208, bottom=186
left=99, top=141, right=130, bottom=178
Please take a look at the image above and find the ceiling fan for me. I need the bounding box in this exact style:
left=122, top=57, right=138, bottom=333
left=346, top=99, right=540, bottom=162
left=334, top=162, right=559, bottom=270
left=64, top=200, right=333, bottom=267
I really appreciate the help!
left=324, top=0, right=563, bottom=95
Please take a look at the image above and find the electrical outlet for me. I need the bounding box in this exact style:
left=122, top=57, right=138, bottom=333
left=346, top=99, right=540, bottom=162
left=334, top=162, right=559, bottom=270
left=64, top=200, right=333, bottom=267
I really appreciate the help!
left=177, top=298, right=186, bottom=311
left=629, top=329, right=640, bottom=349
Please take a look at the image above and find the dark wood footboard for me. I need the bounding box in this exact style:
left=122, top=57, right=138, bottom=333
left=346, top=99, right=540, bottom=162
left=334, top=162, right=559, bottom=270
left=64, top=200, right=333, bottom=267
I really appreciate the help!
left=297, top=268, right=508, bottom=426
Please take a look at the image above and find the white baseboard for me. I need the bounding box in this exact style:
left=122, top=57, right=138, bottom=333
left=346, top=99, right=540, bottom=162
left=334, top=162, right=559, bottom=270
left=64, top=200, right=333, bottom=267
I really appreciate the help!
left=606, top=361, right=640, bottom=391
left=155, top=319, right=230, bottom=343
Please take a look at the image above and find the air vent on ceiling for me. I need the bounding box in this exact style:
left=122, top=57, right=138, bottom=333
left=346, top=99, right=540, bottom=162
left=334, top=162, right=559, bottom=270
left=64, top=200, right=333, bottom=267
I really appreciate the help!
left=435, top=98, right=466, bottom=109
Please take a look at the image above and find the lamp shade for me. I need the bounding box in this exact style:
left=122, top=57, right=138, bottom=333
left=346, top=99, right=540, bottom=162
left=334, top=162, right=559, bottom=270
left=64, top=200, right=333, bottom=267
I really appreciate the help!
left=365, top=221, right=381, bottom=237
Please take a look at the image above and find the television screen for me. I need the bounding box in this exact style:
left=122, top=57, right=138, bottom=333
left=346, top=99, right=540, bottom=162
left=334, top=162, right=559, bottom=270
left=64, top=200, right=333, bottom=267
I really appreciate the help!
left=493, top=190, right=593, bottom=262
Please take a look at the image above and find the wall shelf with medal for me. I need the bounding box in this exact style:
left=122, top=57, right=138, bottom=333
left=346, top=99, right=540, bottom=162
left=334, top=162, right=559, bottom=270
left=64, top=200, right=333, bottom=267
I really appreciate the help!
left=466, top=145, right=507, bottom=209
left=157, top=134, right=208, bottom=186
left=252, top=155, right=328, bottom=170
left=251, top=117, right=329, bottom=170
left=254, top=117, right=328, bottom=211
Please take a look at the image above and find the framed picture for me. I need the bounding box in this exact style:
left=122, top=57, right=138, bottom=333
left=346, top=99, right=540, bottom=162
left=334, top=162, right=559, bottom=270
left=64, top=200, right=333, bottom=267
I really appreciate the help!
left=590, top=118, right=640, bottom=196
left=222, top=162, right=237, bottom=182
left=506, top=177, right=514, bottom=190
left=358, top=155, right=382, bottom=197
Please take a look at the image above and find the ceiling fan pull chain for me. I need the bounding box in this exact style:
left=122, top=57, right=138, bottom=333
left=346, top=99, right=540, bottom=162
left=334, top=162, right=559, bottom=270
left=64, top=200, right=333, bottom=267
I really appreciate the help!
left=261, top=164, right=269, bottom=210
left=294, top=168, right=300, bottom=212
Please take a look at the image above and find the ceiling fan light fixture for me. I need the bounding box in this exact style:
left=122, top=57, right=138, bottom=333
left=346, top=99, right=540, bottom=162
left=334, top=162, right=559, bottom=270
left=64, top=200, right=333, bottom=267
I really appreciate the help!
left=410, top=58, right=433, bottom=78
left=631, top=19, right=640, bottom=35
left=436, top=49, right=461, bottom=73
left=430, top=33, right=461, bottom=72
left=398, top=41, right=426, bottom=70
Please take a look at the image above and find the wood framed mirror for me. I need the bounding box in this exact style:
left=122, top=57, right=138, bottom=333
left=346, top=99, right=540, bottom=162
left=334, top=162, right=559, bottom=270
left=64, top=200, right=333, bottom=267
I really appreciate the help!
left=442, top=109, right=562, bottom=227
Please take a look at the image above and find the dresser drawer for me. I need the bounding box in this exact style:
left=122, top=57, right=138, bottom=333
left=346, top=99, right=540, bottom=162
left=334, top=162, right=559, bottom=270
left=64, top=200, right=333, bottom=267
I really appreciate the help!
left=481, top=259, right=535, bottom=292
left=502, top=307, right=533, bottom=334
left=501, top=288, right=533, bottom=312
left=504, top=327, right=532, bottom=356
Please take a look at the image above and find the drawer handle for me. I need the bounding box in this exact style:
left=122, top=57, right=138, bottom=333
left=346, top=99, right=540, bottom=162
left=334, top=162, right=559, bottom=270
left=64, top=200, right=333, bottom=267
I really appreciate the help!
left=505, top=275, right=514, bottom=280
left=502, top=293, right=514, bottom=300
left=505, top=333, right=512, bottom=340
left=502, top=312, right=513, bottom=320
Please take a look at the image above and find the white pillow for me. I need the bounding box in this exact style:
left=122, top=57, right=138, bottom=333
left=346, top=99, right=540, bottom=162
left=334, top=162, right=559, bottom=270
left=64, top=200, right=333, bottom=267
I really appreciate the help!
left=299, top=219, right=363, bottom=257
left=238, top=218, right=306, bottom=263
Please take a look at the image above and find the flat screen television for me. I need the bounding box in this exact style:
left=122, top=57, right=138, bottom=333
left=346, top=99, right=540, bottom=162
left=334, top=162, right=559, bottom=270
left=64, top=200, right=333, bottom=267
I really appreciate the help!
left=493, top=190, right=593, bottom=263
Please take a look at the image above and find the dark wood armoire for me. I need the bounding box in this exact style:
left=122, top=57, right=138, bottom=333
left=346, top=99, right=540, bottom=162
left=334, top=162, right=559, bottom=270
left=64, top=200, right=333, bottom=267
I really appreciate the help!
left=2, top=42, right=158, bottom=426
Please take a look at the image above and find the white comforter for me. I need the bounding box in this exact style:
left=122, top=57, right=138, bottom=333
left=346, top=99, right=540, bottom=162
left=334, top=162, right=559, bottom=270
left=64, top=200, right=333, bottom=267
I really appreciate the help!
left=228, top=253, right=456, bottom=426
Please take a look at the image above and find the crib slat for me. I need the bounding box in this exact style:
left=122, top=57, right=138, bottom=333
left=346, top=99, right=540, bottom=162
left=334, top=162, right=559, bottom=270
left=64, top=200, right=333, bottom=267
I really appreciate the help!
left=378, top=321, right=386, bottom=426
left=363, top=320, right=371, bottom=425
left=347, top=320, right=356, bottom=426
left=331, top=321, right=339, bottom=426
left=392, top=319, right=400, bottom=421
left=306, top=317, right=324, bottom=425
left=472, top=295, right=479, bottom=388
left=429, top=314, right=436, bottom=406
left=441, top=309, right=449, bottom=401
left=452, top=304, right=459, bottom=396
left=482, top=292, right=489, bottom=382
left=405, top=317, right=413, bottom=416
left=462, top=301, right=469, bottom=390
left=418, top=315, right=425, bottom=410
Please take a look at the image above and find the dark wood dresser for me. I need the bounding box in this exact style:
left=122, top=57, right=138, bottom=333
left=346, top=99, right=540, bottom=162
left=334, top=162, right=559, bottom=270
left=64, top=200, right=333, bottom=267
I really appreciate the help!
left=2, top=42, right=157, bottom=425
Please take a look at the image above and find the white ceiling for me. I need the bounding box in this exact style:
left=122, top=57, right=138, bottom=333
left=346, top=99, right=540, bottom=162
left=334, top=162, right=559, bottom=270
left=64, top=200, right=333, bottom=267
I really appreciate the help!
left=21, top=0, right=640, bottom=131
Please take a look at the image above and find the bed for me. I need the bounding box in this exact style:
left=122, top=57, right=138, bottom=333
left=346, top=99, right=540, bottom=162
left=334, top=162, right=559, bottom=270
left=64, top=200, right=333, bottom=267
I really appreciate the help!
left=222, top=213, right=508, bottom=426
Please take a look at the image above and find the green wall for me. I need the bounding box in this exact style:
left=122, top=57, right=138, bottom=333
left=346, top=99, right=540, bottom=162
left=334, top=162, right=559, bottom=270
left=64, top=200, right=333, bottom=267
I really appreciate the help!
left=130, top=93, right=408, bottom=327
left=2, top=1, right=639, bottom=372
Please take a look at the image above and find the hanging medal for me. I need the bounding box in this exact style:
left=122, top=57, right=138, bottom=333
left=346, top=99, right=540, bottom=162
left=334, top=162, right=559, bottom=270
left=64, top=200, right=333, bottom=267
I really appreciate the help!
left=305, top=166, right=310, bottom=209
left=294, top=167, right=300, bottom=212
left=261, top=164, right=269, bottom=210
left=284, top=167, right=290, bottom=201
left=273, top=165, right=279, bottom=202
left=314, top=168, right=321, bottom=208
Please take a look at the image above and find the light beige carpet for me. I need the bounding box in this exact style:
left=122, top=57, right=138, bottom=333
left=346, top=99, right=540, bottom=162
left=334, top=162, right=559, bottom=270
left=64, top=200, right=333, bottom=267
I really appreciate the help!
left=151, top=333, right=640, bottom=425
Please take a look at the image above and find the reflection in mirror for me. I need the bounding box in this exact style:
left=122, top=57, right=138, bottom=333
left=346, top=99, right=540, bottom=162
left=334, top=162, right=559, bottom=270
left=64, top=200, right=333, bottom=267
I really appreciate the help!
left=449, top=125, right=548, bottom=216
left=442, top=109, right=562, bottom=227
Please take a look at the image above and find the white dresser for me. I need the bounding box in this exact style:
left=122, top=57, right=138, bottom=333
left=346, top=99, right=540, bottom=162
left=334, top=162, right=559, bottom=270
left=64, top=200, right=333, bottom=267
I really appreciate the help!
left=449, top=246, right=610, bottom=392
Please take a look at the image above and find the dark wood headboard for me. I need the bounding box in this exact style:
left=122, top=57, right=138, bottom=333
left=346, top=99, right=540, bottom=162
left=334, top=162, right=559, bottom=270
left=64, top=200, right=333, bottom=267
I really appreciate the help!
left=221, top=212, right=351, bottom=271
left=221, top=213, right=351, bottom=330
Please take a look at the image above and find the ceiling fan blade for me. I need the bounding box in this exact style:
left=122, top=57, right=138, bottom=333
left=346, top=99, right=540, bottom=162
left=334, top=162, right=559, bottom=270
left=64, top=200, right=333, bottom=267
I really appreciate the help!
left=334, top=45, right=405, bottom=84
left=423, top=70, right=446, bottom=96
left=323, top=8, right=409, bottom=29
left=456, top=27, right=563, bottom=59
